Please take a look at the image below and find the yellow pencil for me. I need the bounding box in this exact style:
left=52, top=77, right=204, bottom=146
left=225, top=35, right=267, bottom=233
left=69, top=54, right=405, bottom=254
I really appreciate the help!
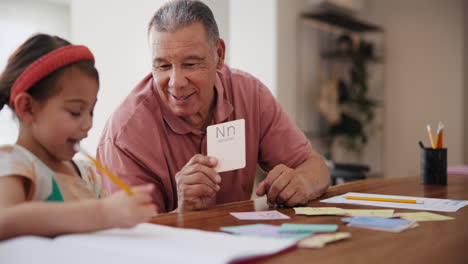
left=74, top=144, right=133, bottom=195
left=345, top=196, right=423, bottom=204
left=426, top=124, right=436, bottom=149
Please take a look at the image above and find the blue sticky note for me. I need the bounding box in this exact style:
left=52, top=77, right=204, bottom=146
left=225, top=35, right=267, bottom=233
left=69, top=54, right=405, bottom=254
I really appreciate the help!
left=342, top=216, right=410, bottom=228
left=278, top=224, right=338, bottom=233
left=220, top=224, right=313, bottom=240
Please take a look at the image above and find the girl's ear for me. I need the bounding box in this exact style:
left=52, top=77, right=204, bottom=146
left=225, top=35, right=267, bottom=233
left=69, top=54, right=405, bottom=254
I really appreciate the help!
left=14, top=93, right=36, bottom=123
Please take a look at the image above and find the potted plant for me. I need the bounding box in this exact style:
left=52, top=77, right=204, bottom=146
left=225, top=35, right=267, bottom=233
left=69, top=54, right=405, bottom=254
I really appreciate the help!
left=323, top=34, right=379, bottom=156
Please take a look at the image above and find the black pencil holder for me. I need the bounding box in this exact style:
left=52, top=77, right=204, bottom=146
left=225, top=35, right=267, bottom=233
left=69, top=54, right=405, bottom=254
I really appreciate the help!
left=420, top=148, right=447, bottom=185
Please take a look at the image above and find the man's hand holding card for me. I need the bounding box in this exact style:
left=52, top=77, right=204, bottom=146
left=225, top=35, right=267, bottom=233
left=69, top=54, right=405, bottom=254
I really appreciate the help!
left=175, top=119, right=247, bottom=211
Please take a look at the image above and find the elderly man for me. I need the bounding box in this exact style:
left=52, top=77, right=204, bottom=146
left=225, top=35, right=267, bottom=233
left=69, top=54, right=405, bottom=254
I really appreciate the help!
left=97, top=0, right=330, bottom=213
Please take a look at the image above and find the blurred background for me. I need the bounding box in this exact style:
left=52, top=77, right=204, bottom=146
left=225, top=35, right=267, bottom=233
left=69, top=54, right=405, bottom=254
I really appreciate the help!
left=0, top=0, right=466, bottom=184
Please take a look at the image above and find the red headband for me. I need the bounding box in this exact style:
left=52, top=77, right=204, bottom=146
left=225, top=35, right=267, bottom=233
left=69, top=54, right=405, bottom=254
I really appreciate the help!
left=9, top=45, right=95, bottom=108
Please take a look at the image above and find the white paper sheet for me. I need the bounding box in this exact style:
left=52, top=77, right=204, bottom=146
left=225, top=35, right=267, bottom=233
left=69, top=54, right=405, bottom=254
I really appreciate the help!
left=321, top=192, right=468, bottom=212
left=0, top=223, right=296, bottom=264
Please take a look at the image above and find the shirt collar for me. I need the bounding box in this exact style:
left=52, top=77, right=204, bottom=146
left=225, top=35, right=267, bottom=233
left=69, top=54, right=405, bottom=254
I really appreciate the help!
left=155, top=69, right=233, bottom=135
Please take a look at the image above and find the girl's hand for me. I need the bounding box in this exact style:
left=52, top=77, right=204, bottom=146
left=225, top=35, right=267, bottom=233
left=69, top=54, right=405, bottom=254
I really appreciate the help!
left=101, top=184, right=157, bottom=229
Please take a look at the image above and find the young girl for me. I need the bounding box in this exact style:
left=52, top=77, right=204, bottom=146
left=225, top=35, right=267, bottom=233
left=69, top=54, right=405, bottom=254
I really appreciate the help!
left=0, top=34, right=156, bottom=240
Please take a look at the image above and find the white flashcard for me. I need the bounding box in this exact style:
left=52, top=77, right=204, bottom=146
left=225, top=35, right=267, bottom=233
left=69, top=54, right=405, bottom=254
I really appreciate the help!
left=207, top=119, right=246, bottom=172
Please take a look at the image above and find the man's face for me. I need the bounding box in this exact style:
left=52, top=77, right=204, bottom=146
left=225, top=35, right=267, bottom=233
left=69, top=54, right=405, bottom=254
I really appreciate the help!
left=149, top=22, right=224, bottom=120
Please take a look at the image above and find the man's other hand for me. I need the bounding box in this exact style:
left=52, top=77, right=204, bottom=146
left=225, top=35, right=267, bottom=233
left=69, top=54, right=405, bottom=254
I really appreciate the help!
left=256, top=164, right=311, bottom=207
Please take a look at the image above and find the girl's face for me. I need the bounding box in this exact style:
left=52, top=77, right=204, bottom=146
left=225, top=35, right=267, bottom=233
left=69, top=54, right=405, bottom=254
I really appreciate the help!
left=30, top=66, right=98, bottom=161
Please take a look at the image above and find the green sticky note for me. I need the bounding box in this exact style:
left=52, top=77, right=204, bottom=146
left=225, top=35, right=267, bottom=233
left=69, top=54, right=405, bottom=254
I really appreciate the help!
left=220, top=224, right=261, bottom=233
left=279, top=224, right=338, bottom=233
left=220, top=224, right=313, bottom=240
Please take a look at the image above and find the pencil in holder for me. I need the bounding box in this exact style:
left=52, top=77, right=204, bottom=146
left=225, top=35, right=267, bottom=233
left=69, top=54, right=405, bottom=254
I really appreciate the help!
left=420, top=148, right=447, bottom=185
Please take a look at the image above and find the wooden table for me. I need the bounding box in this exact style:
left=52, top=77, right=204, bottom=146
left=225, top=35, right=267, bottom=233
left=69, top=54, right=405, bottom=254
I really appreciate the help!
left=150, top=175, right=468, bottom=264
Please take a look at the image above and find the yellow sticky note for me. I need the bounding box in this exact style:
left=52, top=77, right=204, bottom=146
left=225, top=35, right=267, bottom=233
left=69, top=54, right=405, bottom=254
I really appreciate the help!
left=294, top=207, right=347, bottom=216
left=298, top=232, right=351, bottom=249
left=345, top=209, right=394, bottom=217
left=398, top=212, right=454, bottom=222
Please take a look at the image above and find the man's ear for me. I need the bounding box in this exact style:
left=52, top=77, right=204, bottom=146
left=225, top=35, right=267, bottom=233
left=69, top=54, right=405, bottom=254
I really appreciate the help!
left=14, top=93, right=36, bottom=123
left=215, top=39, right=226, bottom=69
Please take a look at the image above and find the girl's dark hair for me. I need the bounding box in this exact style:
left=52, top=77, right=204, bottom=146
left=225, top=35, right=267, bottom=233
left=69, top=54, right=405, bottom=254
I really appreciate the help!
left=0, top=34, right=99, bottom=111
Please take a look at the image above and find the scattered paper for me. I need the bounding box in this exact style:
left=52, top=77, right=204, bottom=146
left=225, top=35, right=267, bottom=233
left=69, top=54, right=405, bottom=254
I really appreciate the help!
left=342, top=216, right=418, bottom=232
left=294, top=207, right=347, bottom=216
left=395, top=212, right=454, bottom=222
left=278, top=224, right=338, bottom=233
left=298, top=232, right=351, bottom=249
left=321, top=192, right=468, bottom=212
left=0, top=223, right=296, bottom=264
left=220, top=224, right=312, bottom=240
left=294, top=207, right=395, bottom=218
left=230, top=210, right=290, bottom=220
left=345, top=209, right=394, bottom=217
left=342, top=216, right=409, bottom=228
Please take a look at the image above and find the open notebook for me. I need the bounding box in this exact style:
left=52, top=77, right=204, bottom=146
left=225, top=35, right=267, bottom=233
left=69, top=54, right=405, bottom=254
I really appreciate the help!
left=0, top=223, right=296, bottom=264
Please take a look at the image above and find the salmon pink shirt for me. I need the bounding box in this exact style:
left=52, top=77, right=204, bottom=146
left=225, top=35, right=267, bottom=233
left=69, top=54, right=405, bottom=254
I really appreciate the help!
left=97, top=65, right=311, bottom=212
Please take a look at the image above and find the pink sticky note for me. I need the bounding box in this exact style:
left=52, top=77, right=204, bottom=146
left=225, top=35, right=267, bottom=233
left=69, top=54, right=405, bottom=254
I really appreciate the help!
left=230, top=210, right=290, bottom=220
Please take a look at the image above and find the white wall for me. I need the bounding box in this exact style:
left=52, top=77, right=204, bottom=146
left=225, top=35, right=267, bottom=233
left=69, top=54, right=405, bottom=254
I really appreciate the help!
left=228, top=0, right=304, bottom=125
left=70, top=0, right=165, bottom=153
left=364, top=0, right=465, bottom=176
left=0, top=0, right=70, bottom=145
left=296, top=8, right=322, bottom=137
left=276, top=1, right=302, bottom=124
left=203, top=0, right=230, bottom=63
left=229, top=0, right=277, bottom=95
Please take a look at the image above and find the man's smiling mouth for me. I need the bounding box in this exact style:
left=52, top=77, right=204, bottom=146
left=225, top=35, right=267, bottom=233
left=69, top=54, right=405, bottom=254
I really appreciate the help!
left=171, top=92, right=195, bottom=102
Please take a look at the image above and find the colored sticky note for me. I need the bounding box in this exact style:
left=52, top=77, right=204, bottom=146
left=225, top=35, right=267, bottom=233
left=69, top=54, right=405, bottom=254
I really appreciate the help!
left=230, top=210, right=290, bottom=220
left=342, top=216, right=410, bottom=228
left=294, top=207, right=347, bottom=216
left=298, top=232, right=351, bottom=249
left=345, top=209, right=394, bottom=217
left=278, top=224, right=338, bottom=233
left=220, top=224, right=312, bottom=240
left=397, top=212, right=454, bottom=222
left=342, top=216, right=417, bottom=232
